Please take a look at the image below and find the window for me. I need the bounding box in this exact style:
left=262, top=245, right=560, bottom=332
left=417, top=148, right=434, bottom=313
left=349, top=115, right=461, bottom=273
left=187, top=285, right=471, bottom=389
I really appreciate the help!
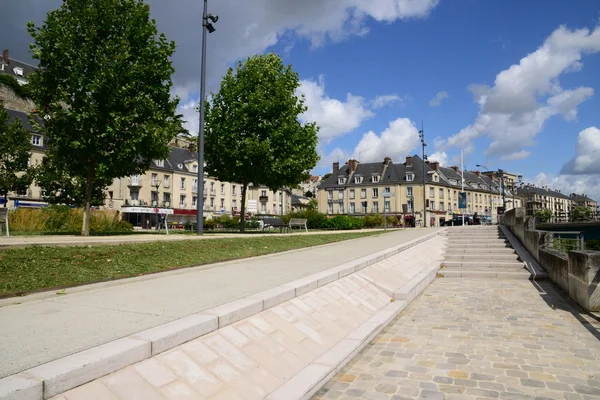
left=361, top=189, right=367, bottom=199
left=338, top=190, right=344, bottom=200
left=349, top=202, right=355, bottom=213
left=13, top=67, right=24, bottom=76
left=372, top=175, right=380, bottom=183
left=406, top=173, right=414, bottom=182
left=453, top=191, right=457, bottom=200
left=131, top=175, right=141, bottom=186
left=384, top=200, right=390, bottom=212
left=261, top=190, right=267, bottom=197
left=151, top=173, right=158, bottom=186
left=372, top=188, right=379, bottom=198
left=220, top=198, right=225, bottom=209
left=339, top=203, right=345, bottom=214
left=430, top=201, right=435, bottom=211
left=439, top=188, right=444, bottom=199
left=154, top=159, right=164, bottom=167
left=433, top=175, right=439, bottom=183
left=349, top=189, right=355, bottom=199
left=210, top=198, right=215, bottom=208
left=429, top=187, right=434, bottom=197
left=338, top=177, right=346, bottom=184
left=261, top=203, right=267, bottom=213
left=163, top=175, right=170, bottom=188
left=373, top=202, right=379, bottom=213
left=221, top=183, right=225, bottom=194
left=192, top=196, right=197, bottom=207
left=193, top=164, right=198, bottom=172
left=384, top=187, right=391, bottom=193
left=180, top=178, right=186, bottom=189
left=192, top=179, right=198, bottom=192
left=361, top=201, right=368, bottom=213
left=180, top=195, right=186, bottom=208
left=163, top=192, right=171, bottom=204
left=407, top=187, right=413, bottom=197
left=31, top=135, right=42, bottom=146
left=354, top=176, right=363, bottom=184
left=328, top=191, right=333, bottom=200
left=232, top=199, right=237, bottom=209
left=440, top=202, right=445, bottom=211
left=232, top=185, right=237, bottom=195
left=328, top=203, right=333, bottom=214
left=407, top=200, right=413, bottom=212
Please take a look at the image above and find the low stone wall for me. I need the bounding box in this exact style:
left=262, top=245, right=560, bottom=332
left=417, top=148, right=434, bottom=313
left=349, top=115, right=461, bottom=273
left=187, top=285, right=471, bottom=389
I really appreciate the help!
left=568, top=251, right=600, bottom=311
left=539, top=248, right=569, bottom=292
left=504, top=208, right=600, bottom=311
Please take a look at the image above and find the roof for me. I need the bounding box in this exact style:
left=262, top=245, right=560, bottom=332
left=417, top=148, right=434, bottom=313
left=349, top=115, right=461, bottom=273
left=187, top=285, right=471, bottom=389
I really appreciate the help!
left=569, top=193, right=597, bottom=202
left=517, top=185, right=570, bottom=200
left=0, top=52, right=38, bottom=82
left=304, top=176, right=321, bottom=183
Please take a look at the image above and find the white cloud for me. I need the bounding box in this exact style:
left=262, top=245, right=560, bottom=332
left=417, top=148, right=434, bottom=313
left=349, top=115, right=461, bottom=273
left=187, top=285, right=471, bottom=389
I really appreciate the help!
left=177, top=100, right=199, bottom=136
left=428, top=151, right=448, bottom=166
left=442, top=25, right=600, bottom=159
left=298, top=75, right=374, bottom=142
left=372, top=94, right=400, bottom=109
left=500, top=150, right=531, bottom=161
left=560, top=127, right=600, bottom=175
left=429, top=91, right=449, bottom=107
left=352, top=118, right=420, bottom=162
left=532, top=172, right=600, bottom=203
left=316, top=146, right=349, bottom=172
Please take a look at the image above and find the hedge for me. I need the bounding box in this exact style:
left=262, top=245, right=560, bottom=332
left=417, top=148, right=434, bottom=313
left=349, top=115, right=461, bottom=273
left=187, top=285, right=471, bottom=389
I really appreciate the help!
left=282, top=211, right=398, bottom=230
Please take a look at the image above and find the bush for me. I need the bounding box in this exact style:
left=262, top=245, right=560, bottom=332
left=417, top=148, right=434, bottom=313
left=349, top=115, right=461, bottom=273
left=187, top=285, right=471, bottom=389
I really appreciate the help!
left=385, top=215, right=398, bottom=226
left=586, top=240, right=600, bottom=251
left=8, top=206, right=133, bottom=234
left=364, top=214, right=384, bottom=228
left=0, top=74, right=31, bottom=99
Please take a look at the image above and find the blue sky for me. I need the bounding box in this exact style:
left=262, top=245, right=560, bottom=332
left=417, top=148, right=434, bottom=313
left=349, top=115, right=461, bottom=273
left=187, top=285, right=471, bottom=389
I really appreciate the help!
left=6, top=0, right=600, bottom=198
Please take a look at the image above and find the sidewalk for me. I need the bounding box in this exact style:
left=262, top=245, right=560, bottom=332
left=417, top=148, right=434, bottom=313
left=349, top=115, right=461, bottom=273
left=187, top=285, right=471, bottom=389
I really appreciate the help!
left=0, top=228, right=388, bottom=247
left=0, top=228, right=440, bottom=378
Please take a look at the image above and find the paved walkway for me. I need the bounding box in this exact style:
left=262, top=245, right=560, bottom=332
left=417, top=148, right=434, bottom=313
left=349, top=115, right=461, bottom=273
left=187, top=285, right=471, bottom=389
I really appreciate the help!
left=0, top=228, right=390, bottom=247
left=0, top=228, right=439, bottom=378
left=315, top=278, right=600, bottom=400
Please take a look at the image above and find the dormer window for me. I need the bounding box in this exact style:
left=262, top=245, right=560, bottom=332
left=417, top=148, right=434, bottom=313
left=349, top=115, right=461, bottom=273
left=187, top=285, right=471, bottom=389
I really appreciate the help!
left=432, top=175, right=439, bottom=183
left=13, top=67, right=24, bottom=76
left=449, top=179, right=458, bottom=185
left=406, top=173, right=415, bottom=182
left=177, top=163, right=183, bottom=169
left=338, top=177, right=346, bottom=184
left=31, top=135, right=42, bottom=146
left=354, top=175, right=363, bottom=184
left=372, top=175, right=380, bottom=183
left=154, top=159, right=164, bottom=167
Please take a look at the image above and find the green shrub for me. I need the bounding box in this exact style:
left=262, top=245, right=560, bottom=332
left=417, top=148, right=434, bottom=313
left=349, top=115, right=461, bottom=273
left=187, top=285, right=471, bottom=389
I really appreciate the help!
left=586, top=240, right=600, bottom=251
left=0, top=74, right=31, bottom=99
left=364, top=214, right=384, bottom=228
left=385, top=215, right=398, bottom=226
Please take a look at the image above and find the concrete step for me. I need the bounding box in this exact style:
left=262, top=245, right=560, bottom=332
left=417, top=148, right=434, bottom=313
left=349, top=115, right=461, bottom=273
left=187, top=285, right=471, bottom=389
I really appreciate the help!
left=446, top=234, right=506, bottom=238
left=447, top=243, right=513, bottom=249
left=441, top=261, right=525, bottom=268
left=444, top=253, right=519, bottom=261
left=445, top=248, right=516, bottom=254
left=438, top=270, right=531, bottom=279
left=447, top=239, right=509, bottom=245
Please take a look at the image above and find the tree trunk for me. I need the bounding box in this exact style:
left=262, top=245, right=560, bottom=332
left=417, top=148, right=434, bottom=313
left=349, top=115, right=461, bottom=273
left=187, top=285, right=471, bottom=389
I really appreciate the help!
left=239, top=183, right=248, bottom=233
left=81, top=171, right=94, bottom=236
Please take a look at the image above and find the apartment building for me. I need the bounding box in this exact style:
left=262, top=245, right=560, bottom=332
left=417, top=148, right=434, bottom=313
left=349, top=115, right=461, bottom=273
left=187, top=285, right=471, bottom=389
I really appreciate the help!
left=318, top=155, right=519, bottom=226
left=570, top=193, right=598, bottom=211
left=0, top=49, right=35, bottom=85
left=516, top=185, right=574, bottom=219
left=2, top=110, right=292, bottom=228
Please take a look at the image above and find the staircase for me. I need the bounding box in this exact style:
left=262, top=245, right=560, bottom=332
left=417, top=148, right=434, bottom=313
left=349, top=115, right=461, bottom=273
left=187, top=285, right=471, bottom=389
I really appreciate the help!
left=439, top=226, right=530, bottom=278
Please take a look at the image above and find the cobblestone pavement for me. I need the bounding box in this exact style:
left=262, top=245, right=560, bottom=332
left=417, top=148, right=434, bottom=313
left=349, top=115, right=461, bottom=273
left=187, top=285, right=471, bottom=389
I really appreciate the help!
left=314, top=278, right=600, bottom=400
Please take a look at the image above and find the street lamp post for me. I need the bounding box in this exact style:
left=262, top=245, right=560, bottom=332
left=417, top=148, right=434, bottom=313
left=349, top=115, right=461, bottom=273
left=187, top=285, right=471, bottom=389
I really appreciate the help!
left=419, top=123, right=427, bottom=227
left=196, top=0, right=218, bottom=235
left=476, top=164, right=495, bottom=223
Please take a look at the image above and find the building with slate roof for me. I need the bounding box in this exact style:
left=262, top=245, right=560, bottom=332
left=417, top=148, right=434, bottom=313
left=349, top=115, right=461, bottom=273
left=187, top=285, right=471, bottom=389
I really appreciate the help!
left=0, top=49, right=37, bottom=85
left=318, top=155, right=523, bottom=226
left=569, top=193, right=598, bottom=211
left=2, top=110, right=292, bottom=228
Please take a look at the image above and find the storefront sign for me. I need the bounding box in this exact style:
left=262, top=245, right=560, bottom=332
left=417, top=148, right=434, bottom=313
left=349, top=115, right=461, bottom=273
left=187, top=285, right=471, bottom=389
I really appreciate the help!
left=122, top=206, right=174, bottom=215
left=326, top=187, right=345, bottom=191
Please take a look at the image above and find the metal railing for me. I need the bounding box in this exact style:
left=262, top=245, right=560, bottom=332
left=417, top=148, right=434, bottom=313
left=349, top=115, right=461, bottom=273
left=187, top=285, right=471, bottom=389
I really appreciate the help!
left=542, top=231, right=585, bottom=253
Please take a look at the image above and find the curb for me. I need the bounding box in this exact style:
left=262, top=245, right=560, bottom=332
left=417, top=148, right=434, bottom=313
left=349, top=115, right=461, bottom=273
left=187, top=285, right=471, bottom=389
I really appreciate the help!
left=0, top=230, right=446, bottom=400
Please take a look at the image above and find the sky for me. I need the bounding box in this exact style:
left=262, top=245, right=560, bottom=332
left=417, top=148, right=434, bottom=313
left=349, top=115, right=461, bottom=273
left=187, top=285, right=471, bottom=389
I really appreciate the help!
left=4, top=0, right=600, bottom=199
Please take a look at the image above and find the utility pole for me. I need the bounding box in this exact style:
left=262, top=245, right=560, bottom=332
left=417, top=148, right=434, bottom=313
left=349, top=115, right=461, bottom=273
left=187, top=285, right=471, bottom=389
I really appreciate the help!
left=196, top=0, right=218, bottom=235
left=461, top=148, right=465, bottom=226
left=419, top=122, right=427, bottom=227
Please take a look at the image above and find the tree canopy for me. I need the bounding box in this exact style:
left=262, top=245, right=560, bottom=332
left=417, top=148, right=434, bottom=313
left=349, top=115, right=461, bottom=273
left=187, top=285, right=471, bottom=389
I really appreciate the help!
left=204, top=53, right=319, bottom=230
left=27, top=0, right=181, bottom=235
left=0, top=105, right=33, bottom=205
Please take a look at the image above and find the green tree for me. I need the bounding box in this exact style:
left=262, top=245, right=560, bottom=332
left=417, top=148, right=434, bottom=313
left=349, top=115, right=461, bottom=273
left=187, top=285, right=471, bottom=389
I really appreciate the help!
left=0, top=105, right=33, bottom=206
left=535, top=208, right=553, bottom=223
left=27, top=0, right=181, bottom=235
left=322, top=173, right=332, bottom=180
left=205, top=53, right=319, bottom=231
left=572, top=206, right=592, bottom=221
left=307, top=198, right=318, bottom=212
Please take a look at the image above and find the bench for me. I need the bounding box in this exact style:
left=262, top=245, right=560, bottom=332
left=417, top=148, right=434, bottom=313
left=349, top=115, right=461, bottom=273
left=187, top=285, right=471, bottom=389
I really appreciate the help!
left=262, top=217, right=287, bottom=233
left=0, top=208, right=9, bottom=237
left=289, top=218, right=308, bottom=232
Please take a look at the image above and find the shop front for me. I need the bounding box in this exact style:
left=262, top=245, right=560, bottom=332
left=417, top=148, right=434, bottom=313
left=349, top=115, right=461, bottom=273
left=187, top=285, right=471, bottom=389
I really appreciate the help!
left=121, top=206, right=174, bottom=229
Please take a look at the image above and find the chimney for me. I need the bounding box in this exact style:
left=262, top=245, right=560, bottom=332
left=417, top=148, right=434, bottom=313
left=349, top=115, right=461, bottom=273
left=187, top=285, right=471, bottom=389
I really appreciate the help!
left=451, top=166, right=459, bottom=173
left=2, top=49, right=8, bottom=65
left=332, top=161, right=339, bottom=172
left=348, top=159, right=359, bottom=174
left=474, top=170, right=481, bottom=177
left=383, top=156, right=391, bottom=165
left=405, top=156, right=413, bottom=166
left=430, top=161, right=439, bottom=171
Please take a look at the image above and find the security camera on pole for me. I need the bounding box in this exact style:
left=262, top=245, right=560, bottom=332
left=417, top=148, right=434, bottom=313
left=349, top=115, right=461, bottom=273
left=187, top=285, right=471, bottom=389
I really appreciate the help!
left=196, top=0, right=218, bottom=235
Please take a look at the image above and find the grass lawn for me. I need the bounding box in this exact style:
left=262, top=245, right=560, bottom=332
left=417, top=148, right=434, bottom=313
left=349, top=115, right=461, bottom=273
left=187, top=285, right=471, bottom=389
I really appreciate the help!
left=0, top=231, right=383, bottom=297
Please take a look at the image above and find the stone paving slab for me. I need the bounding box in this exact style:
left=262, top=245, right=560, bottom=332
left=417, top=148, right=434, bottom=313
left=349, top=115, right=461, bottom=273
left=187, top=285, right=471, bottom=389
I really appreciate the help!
left=313, top=278, right=600, bottom=400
